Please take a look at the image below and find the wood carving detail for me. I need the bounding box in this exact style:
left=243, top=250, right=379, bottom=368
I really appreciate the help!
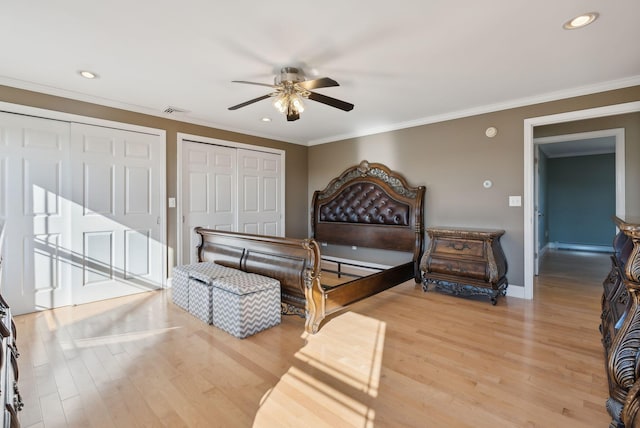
left=603, top=329, right=612, bottom=350
left=316, top=160, right=418, bottom=200
left=602, top=216, right=640, bottom=427
left=627, top=239, right=640, bottom=283
left=624, top=382, right=640, bottom=427
left=281, top=303, right=305, bottom=317
left=610, top=291, right=640, bottom=389
left=424, top=278, right=507, bottom=305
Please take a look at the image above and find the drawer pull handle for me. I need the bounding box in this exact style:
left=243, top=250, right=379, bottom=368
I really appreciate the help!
left=449, top=242, right=470, bottom=251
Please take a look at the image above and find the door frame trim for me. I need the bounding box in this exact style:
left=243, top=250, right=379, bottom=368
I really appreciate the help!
left=0, top=101, right=167, bottom=287
left=523, top=101, right=640, bottom=300
left=176, top=133, right=286, bottom=266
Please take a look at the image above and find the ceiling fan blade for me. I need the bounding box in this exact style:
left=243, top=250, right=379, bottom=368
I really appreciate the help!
left=232, top=80, right=278, bottom=88
left=228, top=94, right=273, bottom=110
left=297, top=77, right=339, bottom=90
left=307, top=91, right=354, bottom=112
left=287, top=112, right=300, bottom=121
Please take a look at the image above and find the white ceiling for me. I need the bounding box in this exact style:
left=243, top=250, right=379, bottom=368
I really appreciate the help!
left=538, top=137, right=615, bottom=158
left=1, top=1, right=639, bottom=146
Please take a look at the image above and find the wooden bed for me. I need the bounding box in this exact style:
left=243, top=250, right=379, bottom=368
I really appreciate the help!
left=195, top=160, right=425, bottom=333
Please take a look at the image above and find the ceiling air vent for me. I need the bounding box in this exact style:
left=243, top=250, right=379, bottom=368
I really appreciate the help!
left=163, top=106, right=189, bottom=114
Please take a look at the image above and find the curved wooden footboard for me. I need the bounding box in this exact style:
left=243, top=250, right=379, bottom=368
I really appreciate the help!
left=195, top=228, right=325, bottom=334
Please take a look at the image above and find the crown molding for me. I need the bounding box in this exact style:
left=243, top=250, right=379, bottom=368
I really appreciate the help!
left=0, top=75, right=303, bottom=145
left=307, top=75, right=640, bottom=146
left=2, top=74, right=639, bottom=147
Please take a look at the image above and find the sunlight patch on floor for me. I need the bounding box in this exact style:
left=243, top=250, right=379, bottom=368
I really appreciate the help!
left=58, top=326, right=182, bottom=350
left=253, top=312, right=385, bottom=427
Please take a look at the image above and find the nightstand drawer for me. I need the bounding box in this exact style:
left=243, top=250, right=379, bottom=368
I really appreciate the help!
left=428, top=257, right=487, bottom=280
left=433, top=238, right=484, bottom=258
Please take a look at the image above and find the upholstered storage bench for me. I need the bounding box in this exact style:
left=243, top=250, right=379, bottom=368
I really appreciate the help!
left=171, top=264, right=191, bottom=310
left=189, top=271, right=281, bottom=338
left=171, top=262, right=240, bottom=311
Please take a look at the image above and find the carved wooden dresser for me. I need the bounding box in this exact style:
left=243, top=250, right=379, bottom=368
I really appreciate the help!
left=420, top=227, right=508, bottom=305
left=601, top=216, right=640, bottom=428
left=0, top=222, right=22, bottom=427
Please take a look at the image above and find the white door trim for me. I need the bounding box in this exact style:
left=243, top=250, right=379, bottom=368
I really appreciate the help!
left=523, top=101, right=640, bottom=300
left=0, top=101, right=167, bottom=287
left=176, top=133, right=286, bottom=266
left=534, top=144, right=540, bottom=276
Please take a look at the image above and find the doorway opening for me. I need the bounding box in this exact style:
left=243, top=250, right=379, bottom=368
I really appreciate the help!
left=523, top=101, right=640, bottom=300
left=533, top=128, right=623, bottom=276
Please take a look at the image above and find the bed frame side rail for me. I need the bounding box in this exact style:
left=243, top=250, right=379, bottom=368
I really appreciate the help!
left=321, top=262, right=413, bottom=315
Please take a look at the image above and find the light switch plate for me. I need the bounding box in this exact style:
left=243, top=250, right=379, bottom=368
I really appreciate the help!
left=168, top=197, right=176, bottom=208
left=509, top=196, right=521, bottom=207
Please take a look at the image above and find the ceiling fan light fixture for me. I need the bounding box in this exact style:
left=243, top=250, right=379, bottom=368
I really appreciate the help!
left=273, top=93, right=305, bottom=115
left=273, top=96, right=287, bottom=113
left=291, top=94, right=304, bottom=113
left=228, top=66, right=353, bottom=121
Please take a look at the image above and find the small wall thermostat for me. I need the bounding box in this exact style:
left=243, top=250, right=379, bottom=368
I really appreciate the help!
left=483, top=180, right=493, bottom=188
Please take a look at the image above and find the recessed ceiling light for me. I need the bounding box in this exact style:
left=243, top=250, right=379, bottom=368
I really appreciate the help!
left=79, top=70, right=97, bottom=79
left=563, top=12, right=599, bottom=30
left=261, top=117, right=272, bottom=123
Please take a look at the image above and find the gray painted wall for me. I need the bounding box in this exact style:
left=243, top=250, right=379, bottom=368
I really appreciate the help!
left=309, top=88, right=640, bottom=291
left=547, top=154, right=616, bottom=246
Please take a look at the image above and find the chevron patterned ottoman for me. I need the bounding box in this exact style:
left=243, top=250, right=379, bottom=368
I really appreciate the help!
left=205, top=273, right=281, bottom=338
left=172, top=262, right=240, bottom=312
left=171, top=264, right=191, bottom=310
left=185, top=264, right=243, bottom=322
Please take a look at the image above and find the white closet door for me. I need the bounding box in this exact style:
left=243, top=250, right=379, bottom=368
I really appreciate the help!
left=0, top=112, right=73, bottom=314
left=237, top=149, right=282, bottom=236
left=182, top=142, right=236, bottom=264
left=69, top=123, right=163, bottom=305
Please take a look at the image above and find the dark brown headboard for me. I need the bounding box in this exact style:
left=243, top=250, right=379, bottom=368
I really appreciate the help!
left=311, top=160, right=425, bottom=269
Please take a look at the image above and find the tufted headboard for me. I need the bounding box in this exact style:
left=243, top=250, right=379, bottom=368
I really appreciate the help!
left=311, top=160, right=425, bottom=267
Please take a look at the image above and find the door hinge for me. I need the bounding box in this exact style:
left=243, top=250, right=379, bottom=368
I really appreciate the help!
left=157, top=217, right=161, bottom=225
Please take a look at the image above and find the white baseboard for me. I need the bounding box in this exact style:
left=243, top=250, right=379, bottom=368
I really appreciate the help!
left=506, top=284, right=526, bottom=299
left=548, top=242, right=611, bottom=253
left=538, top=243, right=549, bottom=258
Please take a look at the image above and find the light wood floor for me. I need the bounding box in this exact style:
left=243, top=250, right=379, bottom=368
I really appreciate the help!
left=15, top=250, right=611, bottom=427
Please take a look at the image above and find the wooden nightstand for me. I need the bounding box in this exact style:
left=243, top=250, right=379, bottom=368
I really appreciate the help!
left=420, top=227, right=508, bottom=304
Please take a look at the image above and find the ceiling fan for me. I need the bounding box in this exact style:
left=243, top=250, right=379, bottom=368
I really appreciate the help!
left=228, top=67, right=354, bottom=122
